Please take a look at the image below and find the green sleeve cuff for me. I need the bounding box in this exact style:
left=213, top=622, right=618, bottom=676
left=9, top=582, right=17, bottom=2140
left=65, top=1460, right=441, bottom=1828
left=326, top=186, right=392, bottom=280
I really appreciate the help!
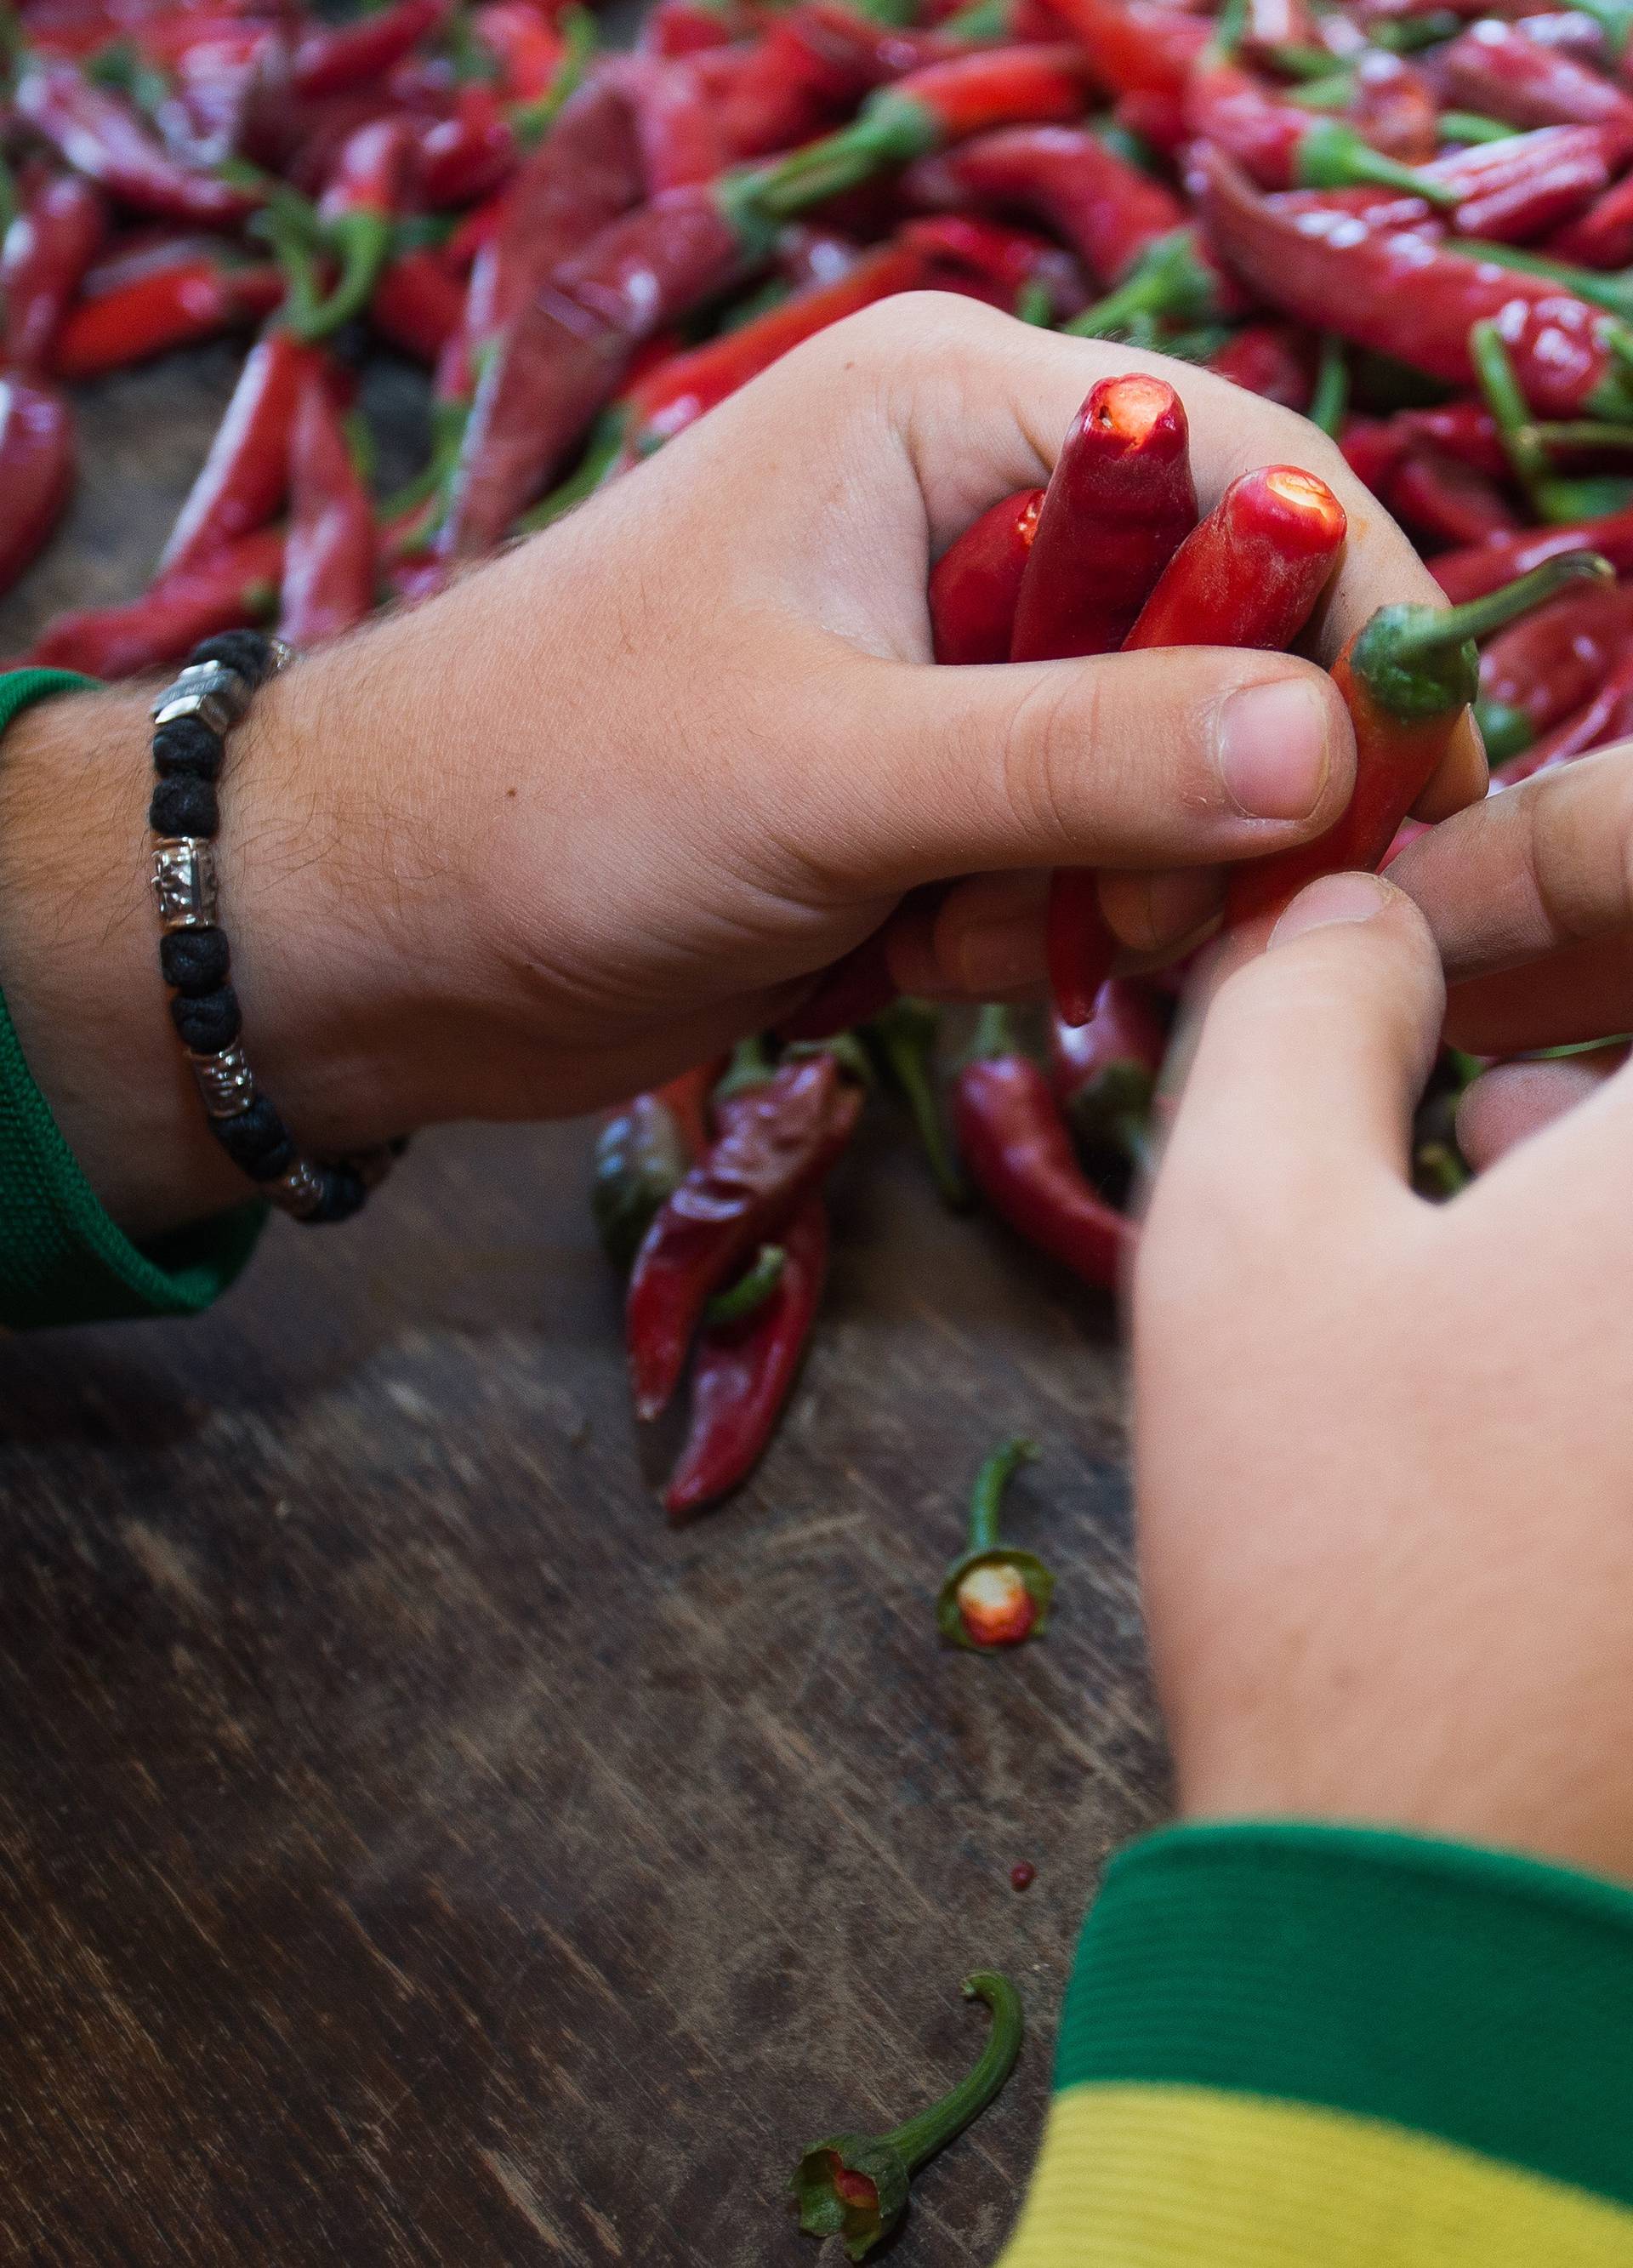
left=1057, top=1819, right=1633, bottom=2214
left=0, top=667, right=265, bottom=1328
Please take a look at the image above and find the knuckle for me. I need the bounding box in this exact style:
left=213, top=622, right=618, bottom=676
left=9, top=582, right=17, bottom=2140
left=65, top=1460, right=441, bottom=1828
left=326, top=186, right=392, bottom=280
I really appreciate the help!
left=997, top=669, right=1106, bottom=853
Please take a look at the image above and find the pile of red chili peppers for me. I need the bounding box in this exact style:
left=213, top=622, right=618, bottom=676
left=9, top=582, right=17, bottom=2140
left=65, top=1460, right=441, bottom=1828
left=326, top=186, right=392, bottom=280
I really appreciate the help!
left=8, top=0, right=1633, bottom=1524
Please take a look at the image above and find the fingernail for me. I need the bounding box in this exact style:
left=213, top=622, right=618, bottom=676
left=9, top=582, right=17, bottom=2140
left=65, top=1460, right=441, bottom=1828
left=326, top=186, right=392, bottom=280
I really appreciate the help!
left=1270, top=871, right=1393, bottom=947
left=956, top=909, right=1048, bottom=995
left=1216, top=677, right=1334, bottom=822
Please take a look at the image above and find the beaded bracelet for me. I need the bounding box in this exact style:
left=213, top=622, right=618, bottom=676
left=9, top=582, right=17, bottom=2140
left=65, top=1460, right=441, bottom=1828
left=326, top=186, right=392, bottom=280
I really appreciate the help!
left=148, top=630, right=401, bottom=1225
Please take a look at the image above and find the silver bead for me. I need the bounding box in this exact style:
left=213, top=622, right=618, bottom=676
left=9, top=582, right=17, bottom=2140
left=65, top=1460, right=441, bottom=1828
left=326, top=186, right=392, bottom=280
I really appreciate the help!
left=151, top=660, right=253, bottom=738
left=265, top=1159, right=327, bottom=1220
left=189, top=1044, right=256, bottom=1119
left=265, top=636, right=293, bottom=675
left=151, top=837, right=219, bottom=930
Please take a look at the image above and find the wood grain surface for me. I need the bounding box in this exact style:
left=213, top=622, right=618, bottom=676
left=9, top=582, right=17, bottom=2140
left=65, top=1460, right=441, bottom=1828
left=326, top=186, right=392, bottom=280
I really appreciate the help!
left=0, top=349, right=1166, bottom=2266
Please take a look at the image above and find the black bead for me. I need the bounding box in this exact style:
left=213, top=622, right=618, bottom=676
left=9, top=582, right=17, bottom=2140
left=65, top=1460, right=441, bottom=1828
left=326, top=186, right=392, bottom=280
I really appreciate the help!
left=300, top=1165, right=367, bottom=1225
left=213, top=1097, right=294, bottom=1174
left=159, top=926, right=230, bottom=995
left=189, top=630, right=275, bottom=685
left=150, top=775, right=219, bottom=838
left=170, top=985, right=241, bottom=1053
left=153, top=717, right=224, bottom=779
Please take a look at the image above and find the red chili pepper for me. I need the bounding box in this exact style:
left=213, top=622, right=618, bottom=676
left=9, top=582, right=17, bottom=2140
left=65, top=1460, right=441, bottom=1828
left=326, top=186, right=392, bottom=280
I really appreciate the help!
left=279, top=374, right=377, bottom=647
left=1040, top=0, right=1209, bottom=100
left=625, top=1050, right=861, bottom=1422
left=1393, top=399, right=1509, bottom=478
left=293, top=0, right=451, bottom=100
left=1124, top=463, right=1348, bottom=650
left=159, top=328, right=321, bottom=577
left=1347, top=49, right=1440, bottom=166
left=1206, top=321, right=1315, bottom=407
left=1113, top=85, right=1189, bottom=155
left=902, top=123, right=1185, bottom=287
left=612, top=53, right=731, bottom=193
left=1431, top=501, right=1633, bottom=599
left=1439, top=20, right=1633, bottom=141
left=1226, top=550, right=1613, bottom=928
left=1547, top=163, right=1633, bottom=268
left=930, top=486, right=1044, bottom=664
left=26, top=526, right=285, bottom=675
left=0, top=379, right=74, bottom=601
left=1050, top=977, right=1168, bottom=1160
left=284, top=115, right=413, bottom=340
left=1339, top=411, right=1410, bottom=495
left=50, top=238, right=282, bottom=376
left=1198, top=146, right=1633, bottom=419
left=2, top=173, right=107, bottom=377
left=475, top=0, right=566, bottom=103
left=902, top=211, right=1078, bottom=311
left=1385, top=443, right=1522, bottom=549
left=14, top=62, right=263, bottom=228
left=1184, top=58, right=1457, bottom=201
left=619, top=234, right=942, bottom=459
left=413, top=83, right=518, bottom=208
left=662, top=1194, right=828, bottom=1518
left=953, top=1006, right=1132, bottom=1291
left=1496, top=643, right=1633, bottom=779
left=644, top=0, right=743, bottom=57
left=1428, top=122, right=1621, bottom=242
left=1480, top=577, right=1633, bottom=733
left=368, top=242, right=465, bottom=359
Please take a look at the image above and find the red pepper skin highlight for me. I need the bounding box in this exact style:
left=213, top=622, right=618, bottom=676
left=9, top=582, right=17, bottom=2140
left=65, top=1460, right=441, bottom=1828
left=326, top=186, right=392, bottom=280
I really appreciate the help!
left=626, top=1051, right=861, bottom=1422
left=1480, top=577, right=1633, bottom=732
left=953, top=1010, right=1131, bottom=1290
left=1198, top=146, right=1633, bottom=419
left=930, top=486, right=1044, bottom=664
left=1050, top=977, right=1168, bottom=1147
left=51, top=243, right=283, bottom=377
left=1497, top=644, right=1633, bottom=779
left=1440, top=20, right=1633, bottom=141
left=1433, top=123, right=1619, bottom=243
left=160, top=329, right=321, bottom=578
left=1124, top=464, right=1348, bottom=652
left=662, top=1194, right=828, bottom=1519
left=26, top=527, right=285, bottom=676
left=280, top=377, right=378, bottom=647
left=1549, top=165, right=1633, bottom=268
left=15, top=64, right=264, bottom=229
left=2, top=174, right=107, bottom=377
left=0, top=380, right=75, bottom=601
left=1041, top=0, right=1209, bottom=99
left=902, top=124, right=1185, bottom=286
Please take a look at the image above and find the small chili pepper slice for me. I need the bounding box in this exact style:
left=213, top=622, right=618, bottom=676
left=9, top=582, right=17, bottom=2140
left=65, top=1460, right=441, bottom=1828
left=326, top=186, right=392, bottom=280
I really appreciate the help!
left=0, top=379, right=75, bottom=601
left=936, top=1435, right=1054, bottom=1650
left=15, top=62, right=263, bottom=228
left=51, top=237, right=283, bottom=377
left=790, top=1974, right=1023, bottom=2262
left=662, top=1194, right=828, bottom=1519
left=2, top=173, right=107, bottom=376
left=929, top=485, right=1044, bottom=665
left=279, top=374, right=376, bottom=648
left=293, top=0, right=452, bottom=100
left=26, top=526, right=285, bottom=675
left=626, top=1049, right=861, bottom=1422
left=159, top=328, right=322, bottom=577
left=953, top=1006, right=1133, bottom=1290
left=1226, top=550, right=1613, bottom=928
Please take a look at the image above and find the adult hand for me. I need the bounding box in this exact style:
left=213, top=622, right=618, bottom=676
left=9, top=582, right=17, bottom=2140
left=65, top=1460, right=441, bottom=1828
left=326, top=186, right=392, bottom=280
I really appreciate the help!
left=0, top=294, right=1477, bottom=1235
left=1136, top=857, right=1633, bottom=1887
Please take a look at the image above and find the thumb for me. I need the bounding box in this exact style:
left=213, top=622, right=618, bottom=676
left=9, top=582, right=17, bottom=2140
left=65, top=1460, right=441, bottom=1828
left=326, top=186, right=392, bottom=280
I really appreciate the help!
left=814, top=645, right=1357, bottom=895
left=1149, top=873, right=1445, bottom=1262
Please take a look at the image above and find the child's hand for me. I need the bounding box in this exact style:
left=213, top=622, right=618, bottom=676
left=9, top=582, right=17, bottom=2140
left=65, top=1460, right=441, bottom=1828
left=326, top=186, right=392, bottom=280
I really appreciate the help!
left=1137, top=828, right=1633, bottom=1886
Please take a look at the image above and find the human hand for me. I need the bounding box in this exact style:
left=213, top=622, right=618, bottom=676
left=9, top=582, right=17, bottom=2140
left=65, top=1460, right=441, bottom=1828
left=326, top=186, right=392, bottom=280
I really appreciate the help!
left=1135, top=860, right=1633, bottom=1886
left=0, top=293, right=1481, bottom=1236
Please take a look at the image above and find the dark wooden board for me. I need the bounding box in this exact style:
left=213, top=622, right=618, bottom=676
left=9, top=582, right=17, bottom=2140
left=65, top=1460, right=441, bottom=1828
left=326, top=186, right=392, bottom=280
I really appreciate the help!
left=0, top=350, right=1164, bottom=2267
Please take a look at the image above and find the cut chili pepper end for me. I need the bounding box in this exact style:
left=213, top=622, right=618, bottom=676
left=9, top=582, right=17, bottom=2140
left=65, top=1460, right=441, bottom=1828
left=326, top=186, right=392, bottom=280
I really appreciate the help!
left=954, top=1558, right=1042, bottom=1647
left=936, top=1436, right=1055, bottom=1650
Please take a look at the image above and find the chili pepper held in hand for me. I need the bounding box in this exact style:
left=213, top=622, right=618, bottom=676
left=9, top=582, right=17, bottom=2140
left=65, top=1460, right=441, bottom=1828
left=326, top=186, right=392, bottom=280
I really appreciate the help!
left=663, top=1194, right=828, bottom=1519
left=51, top=237, right=283, bottom=375
left=592, top=1089, right=691, bottom=1269
left=15, top=62, right=264, bottom=228
left=626, top=1050, right=862, bottom=1421
left=279, top=376, right=376, bottom=647
left=791, top=1973, right=1023, bottom=2262
left=1198, top=146, right=1633, bottom=419
left=292, top=0, right=451, bottom=100
left=0, top=379, right=74, bottom=601
left=27, top=526, right=285, bottom=675
left=2, top=173, right=106, bottom=375
left=929, top=486, right=1044, bottom=665
left=936, top=1436, right=1054, bottom=1649
left=1226, top=549, right=1613, bottom=927
left=1124, top=463, right=1348, bottom=650
left=159, top=327, right=321, bottom=576
left=953, top=1006, right=1133, bottom=1290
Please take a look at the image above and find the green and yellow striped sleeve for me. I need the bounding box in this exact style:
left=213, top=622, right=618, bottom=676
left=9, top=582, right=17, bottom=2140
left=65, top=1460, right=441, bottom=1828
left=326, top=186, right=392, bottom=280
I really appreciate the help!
left=1000, top=1822, right=1633, bottom=2265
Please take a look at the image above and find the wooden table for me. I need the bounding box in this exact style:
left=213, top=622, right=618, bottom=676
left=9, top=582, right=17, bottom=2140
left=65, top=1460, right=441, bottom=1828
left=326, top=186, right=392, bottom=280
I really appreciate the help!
left=0, top=347, right=1165, bottom=2267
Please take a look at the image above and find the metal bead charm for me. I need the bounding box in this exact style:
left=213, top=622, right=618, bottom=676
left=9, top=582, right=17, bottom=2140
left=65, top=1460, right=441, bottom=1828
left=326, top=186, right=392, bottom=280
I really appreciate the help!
left=151, top=837, right=219, bottom=930
left=188, top=1044, right=257, bottom=1119
left=151, top=660, right=253, bottom=738
left=265, top=1159, right=328, bottom=1220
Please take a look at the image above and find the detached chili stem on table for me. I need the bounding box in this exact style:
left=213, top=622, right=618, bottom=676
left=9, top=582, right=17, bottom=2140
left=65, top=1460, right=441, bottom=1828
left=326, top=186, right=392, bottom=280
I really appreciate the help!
left=936, top=1435, right=1055, bottom=1650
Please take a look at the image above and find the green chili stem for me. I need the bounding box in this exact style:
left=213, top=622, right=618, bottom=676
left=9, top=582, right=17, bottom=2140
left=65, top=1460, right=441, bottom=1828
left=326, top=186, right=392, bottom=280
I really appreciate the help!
left=1533, top=420, right=1633, bottom=450
left=1066, top=229, right=1214, bottom=337
left=1456, top=236, right=1633, bottom=323
left=1568, top=0, right=1633, bottom=59
left=1415, top=1139, right=1469, bottom=1198
left=705, top=1243, right=787, bottom=1325
left=879, top=1975, right=1025, bottom=2174
left=1370, top=8, right=1460, bottom=48
left=968, top=1438, right=1038, bottom=1554
left=940, top=0, right=1011, bottom=40
left=511, top=3, right=596, bottom=145
left=714, top=1033, right=777, bottom=1102
left=1472, top=695, right=1533, bottom=766
left=1385, top=550, right=1614, bottom=664
left=1297, top=119, right=1458, bottom=206
left=1436, top=110, right=1515, bottom=144
left=1271, top=40, right=1347, bottom=78
left=1468, top=316, right=1554, bottom=507
left=743, top=97, right=934, bottom=222
left=877, top=1004, right=970, bottom=1210
left=1016, top=276, right=1054, bottom=328
left=970, top=1003, right=1016, bottom=1061
left=1308, top=333, right=1349, bottom=436
left=1285, top=71, right=1354, bottom=110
